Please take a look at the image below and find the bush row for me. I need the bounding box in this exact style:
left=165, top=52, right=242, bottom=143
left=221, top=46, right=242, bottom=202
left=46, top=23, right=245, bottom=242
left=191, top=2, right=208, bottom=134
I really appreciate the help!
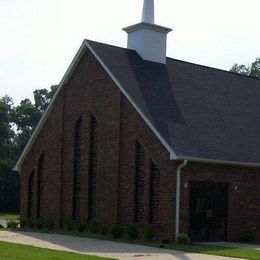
left=64, top=220, right=155, bottom=241
left=0, top=220, right=19, bottom=229
left=22, top=218, right=191, bottom=244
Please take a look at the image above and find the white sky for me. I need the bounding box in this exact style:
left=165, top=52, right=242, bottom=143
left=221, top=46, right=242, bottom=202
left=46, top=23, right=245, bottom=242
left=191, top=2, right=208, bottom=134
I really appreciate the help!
left=1, top=0, right=260, bottom=104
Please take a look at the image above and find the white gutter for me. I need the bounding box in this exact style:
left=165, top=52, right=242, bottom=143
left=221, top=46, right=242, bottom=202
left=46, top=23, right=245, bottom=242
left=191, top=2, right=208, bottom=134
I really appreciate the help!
left=175, top=159, right=188, bottom=240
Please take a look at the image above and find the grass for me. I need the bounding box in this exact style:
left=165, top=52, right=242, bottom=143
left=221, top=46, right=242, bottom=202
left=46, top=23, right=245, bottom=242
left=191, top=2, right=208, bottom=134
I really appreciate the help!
left=0, top=213, right=19, bottom=221
left=167, top=244, right=260, bottom=260
left=1, top=228, right=260, bottom=260
left=0, top=241, right=114, bottom=260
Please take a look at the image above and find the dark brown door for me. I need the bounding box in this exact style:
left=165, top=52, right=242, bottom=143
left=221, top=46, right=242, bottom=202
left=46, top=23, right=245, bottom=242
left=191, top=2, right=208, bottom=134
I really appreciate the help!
left=189, top=181, right=229, bottom=241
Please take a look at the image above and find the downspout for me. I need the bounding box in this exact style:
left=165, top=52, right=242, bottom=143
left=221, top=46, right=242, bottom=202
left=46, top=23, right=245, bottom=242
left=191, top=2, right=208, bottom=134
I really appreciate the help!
left=175, top=159, right=188, bottom=240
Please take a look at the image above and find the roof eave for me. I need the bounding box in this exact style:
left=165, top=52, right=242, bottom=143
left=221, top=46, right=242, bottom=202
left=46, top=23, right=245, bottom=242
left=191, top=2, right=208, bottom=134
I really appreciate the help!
left=174, top=155, right=260, bottom=168
left=14, top=41, right=88, bottom=172
left=14, top=39, right=177, bottom=172
left=15, top=39, right=260, bottom=172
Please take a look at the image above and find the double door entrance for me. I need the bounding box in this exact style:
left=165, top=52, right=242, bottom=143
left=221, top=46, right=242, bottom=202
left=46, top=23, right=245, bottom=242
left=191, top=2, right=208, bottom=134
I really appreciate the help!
left=189, top=181, right=229, bottom=241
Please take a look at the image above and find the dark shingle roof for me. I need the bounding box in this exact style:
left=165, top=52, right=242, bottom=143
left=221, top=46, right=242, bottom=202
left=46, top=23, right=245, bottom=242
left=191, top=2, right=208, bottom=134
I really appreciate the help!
left=87, top=40, right=260, bottom=165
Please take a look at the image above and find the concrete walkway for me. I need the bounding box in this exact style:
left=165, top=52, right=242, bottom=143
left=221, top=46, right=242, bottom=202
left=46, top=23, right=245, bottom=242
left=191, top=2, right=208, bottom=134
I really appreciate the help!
left=0, top=231, right=242, bottom=260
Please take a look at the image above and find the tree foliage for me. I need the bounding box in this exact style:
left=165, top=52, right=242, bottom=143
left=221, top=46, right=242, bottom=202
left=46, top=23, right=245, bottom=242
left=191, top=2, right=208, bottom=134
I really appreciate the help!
left=0, top=85, right=58, bottom=213
left=230, top=58, right=260, bottom=79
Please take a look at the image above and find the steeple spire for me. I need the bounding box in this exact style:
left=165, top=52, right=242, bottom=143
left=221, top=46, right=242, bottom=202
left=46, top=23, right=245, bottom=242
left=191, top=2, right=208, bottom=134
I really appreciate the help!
left=142, top=0, right=154, bottom=24
left=123, top=0, right=172, bottom=64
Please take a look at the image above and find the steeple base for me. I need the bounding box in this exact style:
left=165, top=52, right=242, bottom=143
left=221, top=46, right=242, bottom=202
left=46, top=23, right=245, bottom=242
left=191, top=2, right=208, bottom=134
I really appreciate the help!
left=123, top=22, right=172, bottom=64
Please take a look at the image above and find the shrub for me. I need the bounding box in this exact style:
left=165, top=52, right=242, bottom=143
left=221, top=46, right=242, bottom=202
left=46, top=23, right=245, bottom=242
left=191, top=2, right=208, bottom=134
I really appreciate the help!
left=110, top=224, right=124, bottom=238
left=101, top=225, right=108, bottom=235
left=64, top=219, right=80, bottom=231
left=90, top=222, right=101, bottom=234
left=44, top=221, right=55, bottom=231
left=126, top=224, right=139, bottom=240
left=36, top=220, right=44, bottom=230
left=0, top=224, right=4, bottom=229
left=7, top=220, right=19, bottom=229
left=176, top=233, right=191, bottom=244
left=162, top=238, right=171, bottom=244
left=240, top=231, right=255, bottom=242
left=144, top=227, right=156, bottom=241
left=78, top=223, right=86, bottom=233
left=20, top=219, right=26, bottom=228
left=26, top=218, right=37, bottom=229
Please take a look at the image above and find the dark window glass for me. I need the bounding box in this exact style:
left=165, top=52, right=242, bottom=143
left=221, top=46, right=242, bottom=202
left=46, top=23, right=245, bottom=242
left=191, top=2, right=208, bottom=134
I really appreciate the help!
left=37, top=154, right=44, bottom=219
left=28, top=170, right=35, bottom=218
left=73, top=115, right=82, bottom=219
left=149, top=161, right=160, bottom=224
left=134, top=141, right=145, bottom=223
left=88, top=113, right=98, bottom=221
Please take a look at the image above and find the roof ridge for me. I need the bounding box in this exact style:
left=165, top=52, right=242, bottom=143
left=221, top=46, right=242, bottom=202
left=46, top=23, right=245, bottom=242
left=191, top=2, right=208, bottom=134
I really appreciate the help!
left=167, top=57, right=260, bottom=81
left=86, top=39, right=260, bottom=82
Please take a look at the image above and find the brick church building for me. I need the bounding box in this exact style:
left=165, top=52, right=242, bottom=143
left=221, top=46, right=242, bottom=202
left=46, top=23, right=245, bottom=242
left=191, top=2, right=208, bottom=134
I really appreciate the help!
left=15, top=0, right=260, bottom=241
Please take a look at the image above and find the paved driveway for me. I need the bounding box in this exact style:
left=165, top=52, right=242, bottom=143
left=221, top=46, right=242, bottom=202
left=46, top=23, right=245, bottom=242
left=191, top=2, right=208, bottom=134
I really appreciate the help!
left=0, top=231, right=242, bottom=260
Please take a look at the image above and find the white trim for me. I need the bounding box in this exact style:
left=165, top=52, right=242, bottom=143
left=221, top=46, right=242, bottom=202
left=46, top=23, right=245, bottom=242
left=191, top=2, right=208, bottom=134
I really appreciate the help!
left=14, top=40, right=177, bottom=171
left=14, top=40, right=260, bottom=171
left=84, top=40, right=177, bottom=160
left=14, top=42, right=88, bottom=171
left=175, top=160, right=188, bottom=240
left=175, top=156, right=260, bottom=168
left=123, top=22, right=172, bottom=34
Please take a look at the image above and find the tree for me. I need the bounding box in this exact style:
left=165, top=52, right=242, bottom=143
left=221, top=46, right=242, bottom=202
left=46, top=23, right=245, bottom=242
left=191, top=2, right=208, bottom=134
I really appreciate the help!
left=0, top=96, right=15, bottom=161
left=0, top=96, right=19, bottom=213
left=0, top=85, right=58, bottom=214
left=11, top=85, right=58, bottom=154
left=34, top=85, right=58, bottom=113
left=230, top=58, right=260, bottom=79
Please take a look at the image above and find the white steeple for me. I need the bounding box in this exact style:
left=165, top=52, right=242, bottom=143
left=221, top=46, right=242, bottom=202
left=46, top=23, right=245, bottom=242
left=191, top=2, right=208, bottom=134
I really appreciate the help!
left=142, top=0, right=154, bottom=24
left=123, top=0, right=172, bottom=64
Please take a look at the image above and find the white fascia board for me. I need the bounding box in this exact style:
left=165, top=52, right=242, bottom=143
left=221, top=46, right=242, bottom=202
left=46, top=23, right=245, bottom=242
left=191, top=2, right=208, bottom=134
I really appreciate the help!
left=84, top=40, right=177, bottom=160
left=175, top=156, right=260, bottom=168
left=16, top=39, right=258, bottom=172
left=123, top=22, right=172, bottom=34
left=14, top=41, right=88, bottom=172
left=14, top=40, right=177, bottom=172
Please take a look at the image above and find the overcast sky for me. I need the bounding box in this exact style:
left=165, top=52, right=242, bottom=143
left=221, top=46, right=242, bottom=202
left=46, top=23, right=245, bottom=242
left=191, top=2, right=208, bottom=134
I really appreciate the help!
left=1, top=0, right=260, bottom=104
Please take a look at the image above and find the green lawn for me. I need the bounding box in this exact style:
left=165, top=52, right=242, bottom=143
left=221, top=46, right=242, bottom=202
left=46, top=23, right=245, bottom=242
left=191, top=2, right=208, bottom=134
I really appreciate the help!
left=1, top=228, right=260, bottom=260
left=0, top=213, right=19, bottom=221
left=0, top=241, right=114, bottom=260
left=167, top=244, right=260, bottom=260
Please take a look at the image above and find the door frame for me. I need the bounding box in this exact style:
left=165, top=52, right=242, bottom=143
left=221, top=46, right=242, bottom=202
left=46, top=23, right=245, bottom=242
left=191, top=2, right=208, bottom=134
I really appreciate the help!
left=188, top=181, right=229, bottom=241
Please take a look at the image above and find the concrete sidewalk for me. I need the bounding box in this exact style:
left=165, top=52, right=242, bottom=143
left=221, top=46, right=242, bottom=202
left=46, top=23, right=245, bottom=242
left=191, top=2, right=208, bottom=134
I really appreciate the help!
left=0, top=231, right=243, bottom=260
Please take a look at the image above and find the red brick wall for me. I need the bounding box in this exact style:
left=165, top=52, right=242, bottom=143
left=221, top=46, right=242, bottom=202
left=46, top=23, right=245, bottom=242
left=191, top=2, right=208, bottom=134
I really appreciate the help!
left=20, top=47, right=260, bottom=241
left=180, top=162, right=260, bottom=241
left=21, top=89, right=64, bottom=226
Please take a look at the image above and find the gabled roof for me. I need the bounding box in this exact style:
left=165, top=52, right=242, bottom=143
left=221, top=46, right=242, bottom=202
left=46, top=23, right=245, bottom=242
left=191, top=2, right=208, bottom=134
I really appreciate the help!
left=15, top=40, right=260, bottom=171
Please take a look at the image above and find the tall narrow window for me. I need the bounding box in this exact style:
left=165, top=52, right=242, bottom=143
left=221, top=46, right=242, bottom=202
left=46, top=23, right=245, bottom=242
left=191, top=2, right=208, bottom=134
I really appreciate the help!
left=27, top=170, right=35, bottom=218
left=37, top=154, right=44, bottom=219
left=88, top=113, right=98, bottom=221
left=149, top=161, right=160, bottom=224
left=134, top=141, right=145, bottom=223
left=73, top=115, right=82, bottom=220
